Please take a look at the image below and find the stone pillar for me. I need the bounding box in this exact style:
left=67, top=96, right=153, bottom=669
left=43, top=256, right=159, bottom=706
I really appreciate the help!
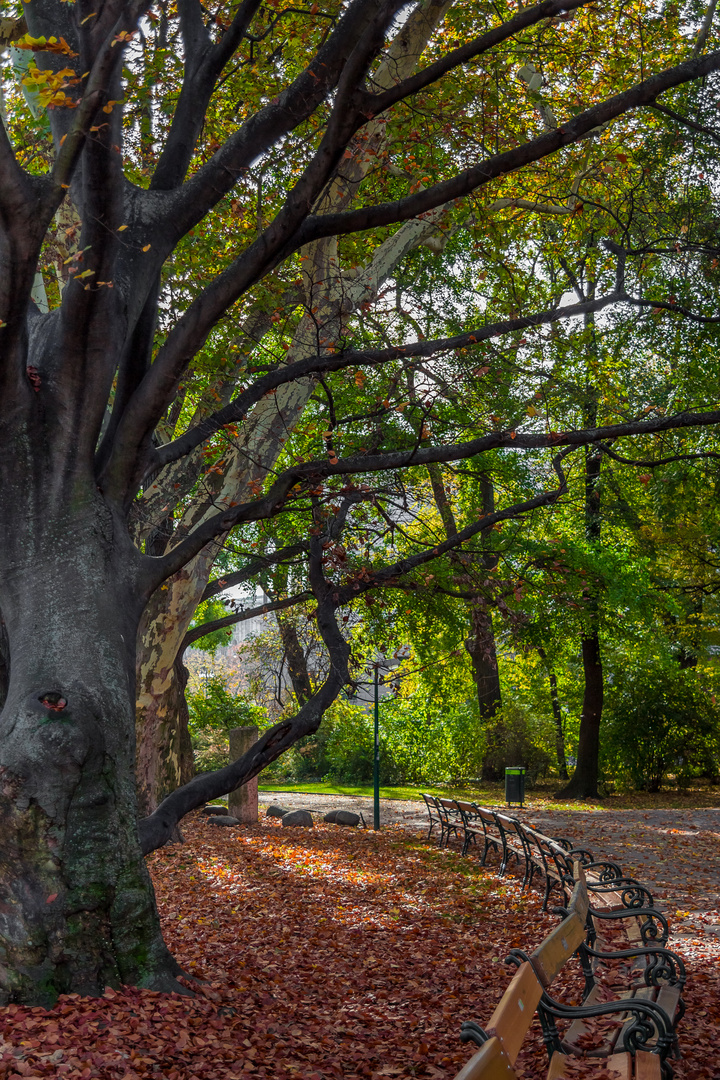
left=228, top=725, right=259, bottom=823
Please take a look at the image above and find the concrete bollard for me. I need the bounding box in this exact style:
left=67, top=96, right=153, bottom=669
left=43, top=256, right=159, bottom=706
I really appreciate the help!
left=228, top=725, right=259, bottom=823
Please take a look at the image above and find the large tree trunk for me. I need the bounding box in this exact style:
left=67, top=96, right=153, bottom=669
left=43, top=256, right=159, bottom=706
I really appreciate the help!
left=465, top=602, right=502, bottom=717
left=0, top=614, right=8, bottom=710
left=135, top=553, right=214, bottom=818
left=556, top=295, right=604, bottom=799
left=537, top=646, right=568, bottom=780
left=427, top=463, right=502, bottom=719
left=556, top=630, right=603, bottom=798
left=465, top=477, right=502, bottom=720
left=0, top=500, right=181, bottom=1004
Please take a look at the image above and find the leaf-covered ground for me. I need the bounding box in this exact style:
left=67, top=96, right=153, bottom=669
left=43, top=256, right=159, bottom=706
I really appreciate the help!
left=1, top=811, right=718, bottom=1080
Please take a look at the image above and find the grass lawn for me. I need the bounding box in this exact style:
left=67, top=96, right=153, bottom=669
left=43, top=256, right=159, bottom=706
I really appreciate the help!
left=257, top=778, right=720, bottom=811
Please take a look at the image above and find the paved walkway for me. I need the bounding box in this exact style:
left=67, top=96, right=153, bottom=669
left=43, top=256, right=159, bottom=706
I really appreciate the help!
left=258, top=792, right=720, bottom=958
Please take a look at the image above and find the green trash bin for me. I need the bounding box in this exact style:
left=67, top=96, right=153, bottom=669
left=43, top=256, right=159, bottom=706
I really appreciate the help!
left=505, top=766, right=525, bottom=807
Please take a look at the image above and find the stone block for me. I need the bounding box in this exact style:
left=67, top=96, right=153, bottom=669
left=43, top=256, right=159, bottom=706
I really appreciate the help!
left=281, top=809, right=314, bottom=827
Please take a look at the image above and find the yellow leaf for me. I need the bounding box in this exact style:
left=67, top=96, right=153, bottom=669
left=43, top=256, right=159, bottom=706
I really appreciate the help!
left=117, top=225, right=128, bottom=231
left=142, top=244, right=151, bottom=252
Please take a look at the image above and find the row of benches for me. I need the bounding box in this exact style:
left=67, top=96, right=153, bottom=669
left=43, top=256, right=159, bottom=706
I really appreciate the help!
left=419, top=797, right=688, bottom=1080
left=456, top=870, right=674, bottom=1080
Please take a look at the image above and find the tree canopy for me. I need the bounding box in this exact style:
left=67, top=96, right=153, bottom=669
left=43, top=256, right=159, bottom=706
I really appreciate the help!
left=2, top=0, right=720, bottom=1004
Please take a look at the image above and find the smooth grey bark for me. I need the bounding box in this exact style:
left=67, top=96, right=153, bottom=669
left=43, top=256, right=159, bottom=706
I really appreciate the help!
left=0, top=494, right=181, bottom=1003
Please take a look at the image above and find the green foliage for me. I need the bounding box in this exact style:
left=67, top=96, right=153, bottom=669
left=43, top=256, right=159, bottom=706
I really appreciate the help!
left=481, top=704, right=553, bottom=784
left=266, top=693, right=486, bottom=785
left=188, top=599, right=233, bottom=655
left=601, top=660, right=720, bottom=792
left=378, top=696, right=486, bottom=785
left=187, top=676, right=267, bottom=772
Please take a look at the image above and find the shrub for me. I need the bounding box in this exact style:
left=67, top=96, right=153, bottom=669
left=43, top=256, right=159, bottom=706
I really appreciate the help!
left=270, top=694, right=486, bottom=785
left=187, top=676, right=267, bottom=772
left=480, top=705, right=552, bottom=785
left=601, top=662, right=720, bottom=791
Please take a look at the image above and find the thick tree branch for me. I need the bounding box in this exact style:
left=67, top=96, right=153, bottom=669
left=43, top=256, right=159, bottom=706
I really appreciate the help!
left=151, top=0, right=264, bottom=190
left=150, top=289, right=626, bottom=471
left=105, top=51, right=720, bottom=498
left=151, top=0, right=403, bottom=234
left=138, top=529, right=348, bottom=853
left=292, top=50, right=720, bottom=246
left=362, top=0, right=591, bottom=115
left=181, top=590, right=311, bottom=651
left=138, top=405, right=720, bottom=597
left=50, top=0, right=156, bottom=199
left=102, top=4, right=406, bottom=504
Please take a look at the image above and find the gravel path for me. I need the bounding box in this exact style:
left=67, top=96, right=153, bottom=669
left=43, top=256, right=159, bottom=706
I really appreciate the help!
left=258, top=790, right=429, bottom=831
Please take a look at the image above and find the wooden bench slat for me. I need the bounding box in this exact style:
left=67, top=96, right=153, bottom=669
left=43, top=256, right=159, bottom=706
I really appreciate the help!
left=563, top=985, right=631, bottom=1057
left=485, top=960, right=543, bottom=1064
left=531, top=914, right=587, bottom=987
left=568, top=874, right=590, bottom=924
left=548, top=1051, right=633, bottom=1079
left=454, top=1036, right=517, bottom=1080
left=635, top=1050, right=662, bottom=1080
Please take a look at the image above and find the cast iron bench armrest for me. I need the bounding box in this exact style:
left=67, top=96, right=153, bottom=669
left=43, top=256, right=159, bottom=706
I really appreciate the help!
left=569, top=854, right=624, bottom=879
left=587, top=905, right=670, bottom=947
left=578, top=943, right=686, bottom=990
left=505, top=946, right=677, bottom=1074
left=536, top=990, right=678, bottom=1068
left=587, top=880, right=656, bottom=909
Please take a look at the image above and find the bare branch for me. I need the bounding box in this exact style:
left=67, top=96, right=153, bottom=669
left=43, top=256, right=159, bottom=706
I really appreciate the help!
left=649, top=102, right=720, bottom=145
left=201, top=541, right=309, bottom=601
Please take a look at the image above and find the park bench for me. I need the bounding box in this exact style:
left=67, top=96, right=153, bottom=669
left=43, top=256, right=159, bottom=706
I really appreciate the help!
left=454, top=874, right=680, bottom=1080
left=452, top=800, right=502, bottom=861
left=438, top=797, right=464, bottom=848
left=421, top=799, right=674, bottom=976
left=421, top=793, right=444, bottom=842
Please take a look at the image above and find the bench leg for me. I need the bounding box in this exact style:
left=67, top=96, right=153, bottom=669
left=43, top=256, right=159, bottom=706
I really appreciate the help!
left=541, top=874, right=556, bottom=911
